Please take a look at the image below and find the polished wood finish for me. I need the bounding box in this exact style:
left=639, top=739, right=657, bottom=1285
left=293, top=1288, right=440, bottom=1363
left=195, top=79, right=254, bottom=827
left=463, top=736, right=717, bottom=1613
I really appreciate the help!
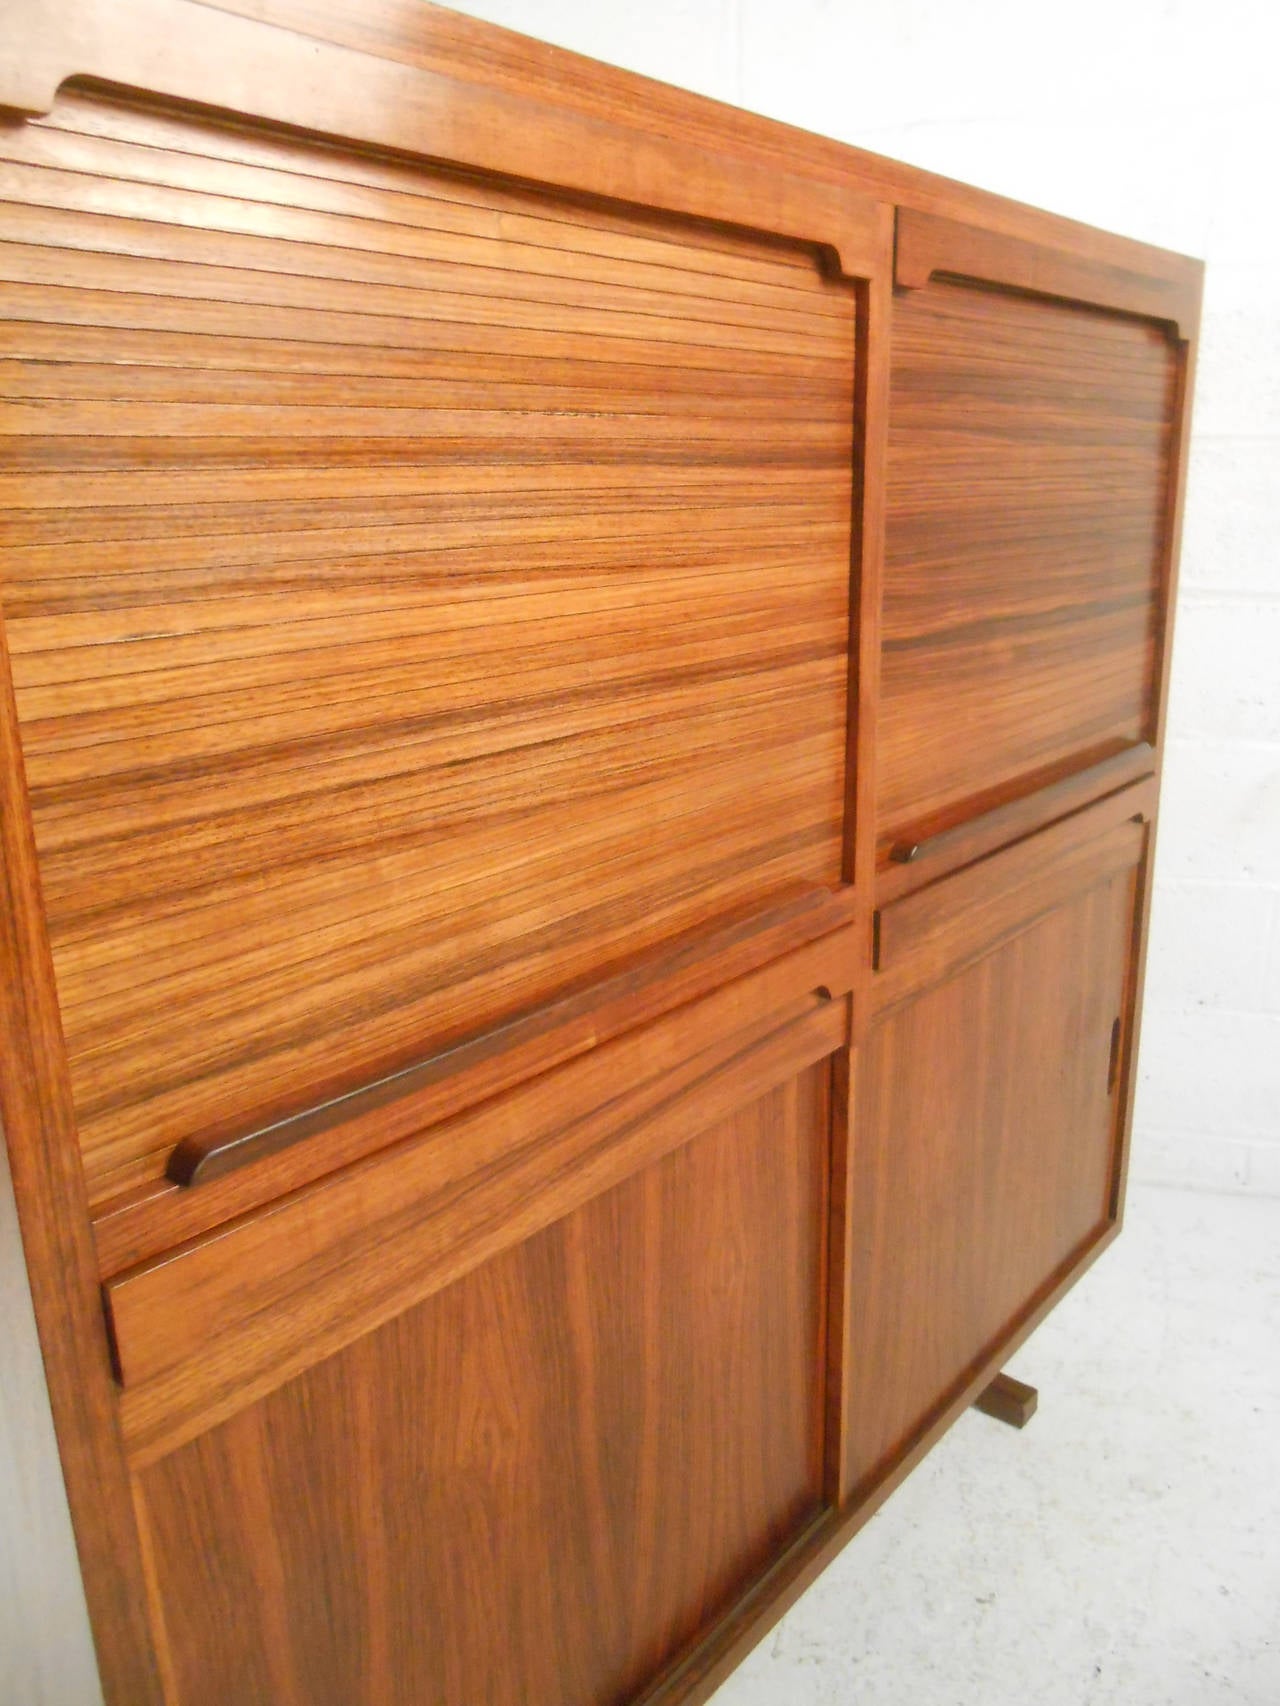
left=135, top=1066, right=831, bottom=1706
left=107, top=941, right=852, bottom=1464
left=1110, top=309, right=1202, bottom=1229
left=872, top=781, right=1151, bottom=1013
left=0, top=89, right=856, bottom=1209
left=878, top=272, right=1177, bottom=852
left=895, top=208, right=1200, bottom=337
left=164, top=885, right=857, bottom=1192
left=636, top=1220, right=1127, bottom=1706
left=848, top=857, right=1141, bottom=1495
left=0, top=4, right=1201, bottom=1703
left=93, top=896, right=857, bottom=1277
left=0, top=588, right=166, bottom=1706
left=0, top=2, right=884, bottom=272
left=0, top=0, right=1205, bottom=292
left=877, top=739, right=1154, bottom=902
left=974, top=1372, right=1039, bottom=1429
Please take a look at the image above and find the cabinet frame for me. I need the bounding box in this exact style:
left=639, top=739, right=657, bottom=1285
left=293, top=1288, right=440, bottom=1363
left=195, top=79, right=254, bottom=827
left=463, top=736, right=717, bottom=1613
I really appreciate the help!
left=0, top=5, right=1202, bottom=1704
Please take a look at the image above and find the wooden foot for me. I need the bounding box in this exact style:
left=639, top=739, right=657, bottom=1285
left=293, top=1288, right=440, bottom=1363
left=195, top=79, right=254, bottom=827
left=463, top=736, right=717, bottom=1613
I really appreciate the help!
left=973, top=1372, right=1038, bottom=1428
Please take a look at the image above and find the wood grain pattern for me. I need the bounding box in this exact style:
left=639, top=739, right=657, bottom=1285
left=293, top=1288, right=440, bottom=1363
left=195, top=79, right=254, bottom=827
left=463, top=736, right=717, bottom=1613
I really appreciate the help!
left=895, top=209, right=1200, bottom=337
left=0, top=6, right=1205, bottom=1705
left=163, top=885, right=857, bottom=1191
left=844, top=224, right=893, bottom=928
left=814, top=235, right=895, bottom=1517
left=873, top=780, right=1151, bottom=1014
left=134, top=1061, right=831, bottom=1706
left=847, top=864, right=1139, bottom=1495
left=1109, top=318, right=1201, bottom=1232
left=0, top=590, right=164, bottom=1704
left=0, top=0, right=1205, bottom=296
left=0, top=90, right=855, bottom=1208
left=876, top=739, right=1154, bottom=904
left=0, top=1, right=883, bottom=276
left=94, top=899, right=857, bottom=1277
left=878, top=274, right=1177, bottom=849
left=634, top=1219, right=1130, bottom=1706
left=110, top=966, right=851, bottom=1464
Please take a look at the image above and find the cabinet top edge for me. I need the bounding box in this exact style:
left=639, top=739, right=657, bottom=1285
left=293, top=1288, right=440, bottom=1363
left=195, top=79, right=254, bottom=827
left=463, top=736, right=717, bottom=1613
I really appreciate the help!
left=2, top=0, right=1204, bottom=296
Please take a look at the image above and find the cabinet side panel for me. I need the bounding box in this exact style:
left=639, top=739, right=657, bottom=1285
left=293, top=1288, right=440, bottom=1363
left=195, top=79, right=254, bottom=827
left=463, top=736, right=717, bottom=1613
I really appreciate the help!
left=879, top=277, right=1177, bottom=845
left=134, top=1061, right=831, bottom=1706
left=0, top=89, right=856, bottom=1207
left=0, top=1129, right=104, bottom=1706
left=846, top=869, right=1137, bottom=1493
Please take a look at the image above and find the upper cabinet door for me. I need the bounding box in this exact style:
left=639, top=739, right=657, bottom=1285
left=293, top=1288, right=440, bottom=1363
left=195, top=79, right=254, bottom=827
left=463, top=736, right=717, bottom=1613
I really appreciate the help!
left=878, top=210, right=1192, bottom=856
left=0, top=89, right=867, bottom=1213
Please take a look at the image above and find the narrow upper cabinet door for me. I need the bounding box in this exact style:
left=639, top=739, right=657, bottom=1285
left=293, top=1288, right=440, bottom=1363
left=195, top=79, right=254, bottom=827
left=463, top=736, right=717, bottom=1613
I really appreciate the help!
left=879, top=211, right=1193, bottom=856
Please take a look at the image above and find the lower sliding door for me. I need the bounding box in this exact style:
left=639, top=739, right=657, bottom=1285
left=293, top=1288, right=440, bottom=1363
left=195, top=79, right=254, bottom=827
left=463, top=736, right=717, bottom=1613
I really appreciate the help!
left=844, top=788, right=1148, bottom=1496
left=105, top=929, right=852, bottom=1706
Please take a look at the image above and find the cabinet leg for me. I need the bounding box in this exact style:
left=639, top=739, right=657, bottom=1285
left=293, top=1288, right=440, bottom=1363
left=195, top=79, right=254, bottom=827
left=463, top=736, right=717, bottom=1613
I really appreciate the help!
left=973, top=1372, right=1038, bottom=1428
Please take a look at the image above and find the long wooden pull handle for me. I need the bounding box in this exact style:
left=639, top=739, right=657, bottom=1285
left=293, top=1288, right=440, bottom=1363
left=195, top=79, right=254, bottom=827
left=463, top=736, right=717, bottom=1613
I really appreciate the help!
left=166, top=884, right=859, bottom=1188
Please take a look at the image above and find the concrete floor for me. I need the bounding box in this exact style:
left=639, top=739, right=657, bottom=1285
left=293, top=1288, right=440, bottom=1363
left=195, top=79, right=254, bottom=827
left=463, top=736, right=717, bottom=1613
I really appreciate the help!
left=714, top=1185, right=1280, bottom=1706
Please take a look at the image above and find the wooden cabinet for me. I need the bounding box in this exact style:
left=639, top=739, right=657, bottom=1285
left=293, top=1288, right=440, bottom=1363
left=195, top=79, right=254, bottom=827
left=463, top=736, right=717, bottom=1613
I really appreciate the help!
left=0, top=6, right=1201, bottom=1706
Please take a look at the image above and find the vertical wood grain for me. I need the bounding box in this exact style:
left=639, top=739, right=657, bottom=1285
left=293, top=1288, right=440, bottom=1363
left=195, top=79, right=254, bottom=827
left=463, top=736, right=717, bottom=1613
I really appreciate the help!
left=136, top=1064, right=832, bottom=1706
left=845, top=866, right=1139, bottom=1495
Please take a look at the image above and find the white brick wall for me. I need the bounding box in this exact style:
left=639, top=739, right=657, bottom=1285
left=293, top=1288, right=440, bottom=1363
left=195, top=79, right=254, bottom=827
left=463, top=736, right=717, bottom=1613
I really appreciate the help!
left=445, top=0, right=1280, bottom=1194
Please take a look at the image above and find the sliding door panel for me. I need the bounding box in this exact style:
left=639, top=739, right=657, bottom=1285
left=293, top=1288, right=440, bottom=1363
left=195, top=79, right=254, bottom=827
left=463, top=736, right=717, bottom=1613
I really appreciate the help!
left=134, top=1048, right=834, bottom=1706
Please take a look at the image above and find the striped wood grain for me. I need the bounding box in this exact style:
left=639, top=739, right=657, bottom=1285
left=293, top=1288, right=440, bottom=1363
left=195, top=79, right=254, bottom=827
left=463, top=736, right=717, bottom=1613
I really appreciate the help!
left=0, top=93, right=857, bottom=1207
left=878, top=276, right=1177, bottom=850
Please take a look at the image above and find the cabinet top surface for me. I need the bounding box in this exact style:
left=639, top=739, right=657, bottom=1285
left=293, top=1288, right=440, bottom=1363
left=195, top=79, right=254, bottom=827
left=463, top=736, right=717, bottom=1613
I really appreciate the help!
left=3, top=0, right=1203, bottom=289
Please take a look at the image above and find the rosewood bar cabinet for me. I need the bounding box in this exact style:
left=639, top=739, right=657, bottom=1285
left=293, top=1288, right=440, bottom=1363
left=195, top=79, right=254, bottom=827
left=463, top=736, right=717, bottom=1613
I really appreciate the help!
left=0, top=4, right=1201, bottom=1703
